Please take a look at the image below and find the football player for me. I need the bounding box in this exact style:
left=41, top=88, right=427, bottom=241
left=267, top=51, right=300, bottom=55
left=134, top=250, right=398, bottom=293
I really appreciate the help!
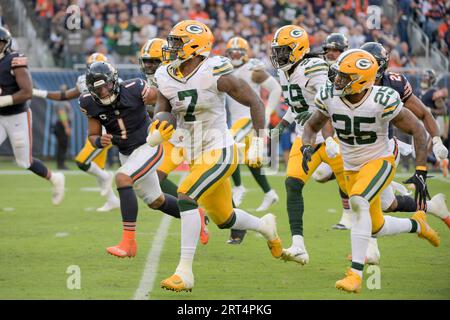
left=80, top=61, right=208, bottom=258
left=151, top=20, right=282, bottom=292
left=360, top=43, right=449, bottom=227
left=303, top=49, right=439, bottom=293
left=0, top=26, right=65, bottom=205
left=225, top=36, right=281, bottom=212
left=270, top=25, right=346, bottom=265
left=32, top=53, right=119, bottom=212
left=138, top=38, right=209, bottom=245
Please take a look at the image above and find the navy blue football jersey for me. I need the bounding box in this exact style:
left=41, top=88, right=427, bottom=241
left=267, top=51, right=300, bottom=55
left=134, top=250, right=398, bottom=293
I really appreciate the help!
left=420, top=88, right=437, bottom=111
left=0, top=51, right=29, bottom=115
left=381, top=72, right=413, bottom=103
left=79, top=78, right=151, bottom=155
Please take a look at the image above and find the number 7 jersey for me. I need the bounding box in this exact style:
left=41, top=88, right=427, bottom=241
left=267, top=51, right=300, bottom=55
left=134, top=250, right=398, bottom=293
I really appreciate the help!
left=315, top=82, right=403, bottom=171
left=155, top=56, right=235, bottom=161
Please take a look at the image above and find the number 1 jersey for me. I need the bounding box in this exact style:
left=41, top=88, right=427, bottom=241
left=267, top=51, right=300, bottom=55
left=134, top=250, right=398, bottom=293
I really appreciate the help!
left=315, top=82, right=403, bottom=171
left=155, top=56, right=235, bottom=161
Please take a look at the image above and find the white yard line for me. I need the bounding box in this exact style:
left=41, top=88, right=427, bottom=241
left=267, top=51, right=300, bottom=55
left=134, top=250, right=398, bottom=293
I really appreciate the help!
left=133, top=214, right=173, bottom=300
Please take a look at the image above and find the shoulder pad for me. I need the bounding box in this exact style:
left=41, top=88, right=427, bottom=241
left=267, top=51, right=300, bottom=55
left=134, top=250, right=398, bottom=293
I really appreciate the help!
left=210, top=55, right=234, bottom=77
left=303, top=58, right=329, bottom=78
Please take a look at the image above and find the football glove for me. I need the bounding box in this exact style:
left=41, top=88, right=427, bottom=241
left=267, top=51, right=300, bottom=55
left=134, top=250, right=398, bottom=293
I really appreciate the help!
left=432, top=136, right=448, bottom=161
left=300, top=144, right=314, bottom=174
left=295, top=110, right=312, bottom=126
left=403, top=168, right=430, bottom=211
left=146, top=119, right=174, bottom=147
left=325, top=137, right=340, bottom=159
left=247, top=136, right=264, bottom=168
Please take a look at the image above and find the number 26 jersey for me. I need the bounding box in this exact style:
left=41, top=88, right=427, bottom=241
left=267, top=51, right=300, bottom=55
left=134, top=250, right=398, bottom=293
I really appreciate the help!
left=315, top=82, right=403, bottom=171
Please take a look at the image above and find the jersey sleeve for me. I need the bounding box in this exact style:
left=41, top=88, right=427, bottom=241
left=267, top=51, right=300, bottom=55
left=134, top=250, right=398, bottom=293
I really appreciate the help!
left=76, top=75, right=87, bottom=93
left=247, top=58, right=266, bottom=71
left=314, top=86, right=329, bottom=116
left=10, top=52, right=28, bottom=69
left=122, top=78, right=147, bottom=106
left=211, top=56, right=234, bottom=77
left=380, top=89, right=403, bottom=122
left=385, top=73, right=413, bottom=102
left=304, top=58, right=329, bottom=78
left=78, top=93, right=95, bottom=118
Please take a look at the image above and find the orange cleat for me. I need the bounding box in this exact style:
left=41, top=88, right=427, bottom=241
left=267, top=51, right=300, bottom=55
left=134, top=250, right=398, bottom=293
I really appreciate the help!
left=443, top=216, right=450, bottom=229
left=106, top=239, right=137, bottom=258
left=440, top=158, right=449, bottom=178
left=161, top=274, right=193, bottom=292
left=412, top=211, right=440, bottom=247
left=336, top=268, right=362, bottom=293
left=198, top=208, right=209, bottom=245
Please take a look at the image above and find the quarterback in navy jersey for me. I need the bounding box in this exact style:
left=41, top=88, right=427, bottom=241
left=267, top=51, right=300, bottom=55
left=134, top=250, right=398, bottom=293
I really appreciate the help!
left=80, top=61, right=205, bottom=258
left=0, top=26, right=65, bottom=205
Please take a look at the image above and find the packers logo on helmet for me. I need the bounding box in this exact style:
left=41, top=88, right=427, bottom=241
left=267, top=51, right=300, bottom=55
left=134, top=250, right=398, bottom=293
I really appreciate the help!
left=86, top=53, right=108, bottom=67
left=331, top=49, right=378, bottom=97
left=139, top=38, right=167, bottom=79
left=271, top=25, right=310, bottom=71
left=226, top=36, right=249, bottom=67
left=162, top=20, right=214, bottom=68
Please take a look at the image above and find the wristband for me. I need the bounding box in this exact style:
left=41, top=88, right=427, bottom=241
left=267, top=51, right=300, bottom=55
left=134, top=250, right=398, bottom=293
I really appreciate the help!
left=415, top=166, right=427, bottom=171
left=0, top=95, right=13, bottom=108
left=94, top=137, right=104, bottom=149
left=32, top=89, right=48, bottom=98
left=432, top=136, right=442, bottom=145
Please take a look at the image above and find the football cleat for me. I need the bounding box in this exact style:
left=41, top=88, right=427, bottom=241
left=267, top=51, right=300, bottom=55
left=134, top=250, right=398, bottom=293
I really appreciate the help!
left=281, top=246, right=310, bottom=265
left=232, top=185, right=247, bottom=207
left=96, top=198, right=120, bottom=212
left=161, top=274, right=193, bottom=292
left=260, top=213, right=282, bottom=258
left=227, top=229, right=247, bottom=245
left=332, top=210, right=354, bottom=230
left=335, top=269, right=362, bottom=293
left=106, top=239, right=137, bottom=258
left=346, top=238, right=380, bottom=265
left=198, top=208, right=209, bottom=245
left=256, top=189, right=279, bottom=212
left=51, top=172, right=65, bottom=205
left=427, top=193, right=450, bottom=228
left=412, top=211, right=440, bottom=247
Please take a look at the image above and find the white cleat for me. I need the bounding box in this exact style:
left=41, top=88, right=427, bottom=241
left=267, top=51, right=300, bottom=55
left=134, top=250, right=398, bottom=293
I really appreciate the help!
left=332, top=209, right=354, bottom=230
left=96, top=198, right=120, bottom=212
left=427, top=193, right=450, bottom=228
left=51, top=172, right=65, bottom=205
left=391, top=181, right=411, bottom=196
left=366, top=237, right=380, bottom=265
left=232, top=185, right=247, bottom=207
left=99, top=171, right=114, bottom=197
left=256, top=189, right=279, bottom=212
left=281, top=246, right=310, bottom=265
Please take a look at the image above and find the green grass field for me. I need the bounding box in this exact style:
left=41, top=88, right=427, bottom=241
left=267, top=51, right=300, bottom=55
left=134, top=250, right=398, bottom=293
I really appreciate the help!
left=0, top=161, right=449, bottom=300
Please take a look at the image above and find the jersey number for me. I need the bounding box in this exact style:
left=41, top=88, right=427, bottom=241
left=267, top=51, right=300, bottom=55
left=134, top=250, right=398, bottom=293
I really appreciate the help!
left=281, top=84, right=309, bottom=113
left=332, top=114, right=377, bottom=145
left=178, top=89, right=198, bottom=122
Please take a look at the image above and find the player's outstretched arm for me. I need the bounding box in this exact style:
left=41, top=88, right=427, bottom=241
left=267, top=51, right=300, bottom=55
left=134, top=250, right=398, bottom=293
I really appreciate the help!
left=33, top=87, right=81, bottom=101
left=217, top=73, right=265, bottom=134
left=302, top=109, right=329, bottom=146
left=392, top=108, right=428, bottom=167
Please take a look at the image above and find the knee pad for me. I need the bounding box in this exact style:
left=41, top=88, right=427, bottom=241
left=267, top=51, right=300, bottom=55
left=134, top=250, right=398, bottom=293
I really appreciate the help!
left=76, top=161, right=91, bottom=172
left=349, top=196, right=370, bottom=215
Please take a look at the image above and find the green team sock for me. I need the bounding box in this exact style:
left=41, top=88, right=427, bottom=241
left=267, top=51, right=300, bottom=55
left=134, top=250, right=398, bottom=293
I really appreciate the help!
left=285, top=177, right=305, bottom=236
left=232, top=165, right=242, bottom=187
left=160, top=178, right=179, bottom=197
left=249, top=166, right=271, bottom=193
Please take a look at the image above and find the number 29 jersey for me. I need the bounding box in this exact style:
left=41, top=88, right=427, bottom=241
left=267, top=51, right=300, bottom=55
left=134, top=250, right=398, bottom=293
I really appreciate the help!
left=315, top=82, right=403, bottom=171
left=155, top=56, right=234, bottom=161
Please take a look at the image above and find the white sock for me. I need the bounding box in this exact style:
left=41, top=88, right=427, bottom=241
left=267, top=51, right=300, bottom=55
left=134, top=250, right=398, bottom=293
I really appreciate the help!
left=292, top=235, right=305, bottom=248
left=176, top=209, right=200, bottom=275
left=374, top=215, right=415, bottom=236
left=349, top=196, right=372, bottom=278
left=87, top=162, right=109, bottom=181
left=231, top=208, right=263, bottom=231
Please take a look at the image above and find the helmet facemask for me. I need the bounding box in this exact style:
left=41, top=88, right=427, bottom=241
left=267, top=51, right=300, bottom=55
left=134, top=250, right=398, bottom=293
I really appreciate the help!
left=270, top=45, right=294, bottom=71
left=226, top=48, right=247, bottom=67
left=332, top=65, right=361, bottom=97
left=139, top=57, right=161, bottom=78
left=87, top=68, right=120, bottom=106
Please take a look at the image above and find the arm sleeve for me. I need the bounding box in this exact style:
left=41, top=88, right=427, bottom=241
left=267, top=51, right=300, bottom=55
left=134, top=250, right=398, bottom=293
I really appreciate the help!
left=381, top=90, right=403, bottom=122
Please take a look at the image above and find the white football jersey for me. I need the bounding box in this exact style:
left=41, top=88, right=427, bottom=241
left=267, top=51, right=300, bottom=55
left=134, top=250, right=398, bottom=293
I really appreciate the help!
left=315, top=83, right=403, bottom=171
left=76, top=74, right=88, bottom=93
left=278, top=57, right=329, bottom=143
left=155, top=56, right=235, bottom=161
left=227, top=58, right=265, bottom=123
